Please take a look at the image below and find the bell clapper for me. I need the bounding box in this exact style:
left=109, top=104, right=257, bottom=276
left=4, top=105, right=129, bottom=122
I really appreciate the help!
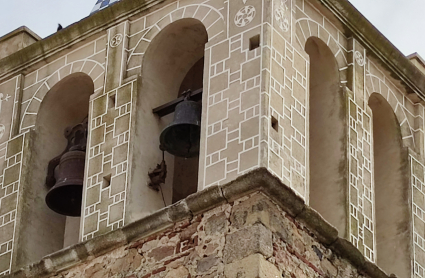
left=148, top=149, right=168, bottom=206
left=148, top=149, right=167, bottom=190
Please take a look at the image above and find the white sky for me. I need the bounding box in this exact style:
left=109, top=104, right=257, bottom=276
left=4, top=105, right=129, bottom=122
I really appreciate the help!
left=0, top=0, right=424, bottom=57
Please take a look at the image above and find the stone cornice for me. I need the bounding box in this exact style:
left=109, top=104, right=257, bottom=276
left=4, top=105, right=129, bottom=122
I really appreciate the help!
left=0, top=27, right=41, bottom=45
left=4, top=168, right=390, bottom=278
left=0, top=0, right=424, bottom=102
left=319, top=0, right=425, bottom=100
left=0, top=0, right=164, bottom=82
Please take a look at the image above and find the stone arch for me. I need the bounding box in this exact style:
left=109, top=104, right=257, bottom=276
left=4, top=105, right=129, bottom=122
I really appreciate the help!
left=127, top=18, right=208, bottom=221
left=368, top=92, right=411, bottom=278
left=20, top=59, right=104, bottom=131
left=126, top=4, right=224, bottom=71
left=296, top=18, right=347, bottom=82
left=15, top=72, right=94, bottom=268
left=305, top=36, right=348, bottom=236
left=366, top=74, right=416, bottom=149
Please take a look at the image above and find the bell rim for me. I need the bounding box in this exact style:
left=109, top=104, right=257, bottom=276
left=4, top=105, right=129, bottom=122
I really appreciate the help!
left=160, top=123, right=201, bottom=158
left=45, top=183, right=83, bottom=217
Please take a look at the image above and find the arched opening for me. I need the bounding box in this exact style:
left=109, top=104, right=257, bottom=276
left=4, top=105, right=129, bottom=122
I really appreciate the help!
left=128, top=18, right=207, bottom=220
left=368, top=93, right=410, bottom=277
left=305, top=37, right=347, bottom=235
left=15, top=73, right=93, bottom=268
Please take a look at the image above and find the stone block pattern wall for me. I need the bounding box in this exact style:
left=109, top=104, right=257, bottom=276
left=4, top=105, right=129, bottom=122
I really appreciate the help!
left=19, top=36, right=107, bottom=132
left=0, top=0, right=424, bottom=276
left=0, top=35, right=108, bottom=273
left=266, top=0, right=350, bottom=199
left=345, top=39, right=375, bottom=262
left=124, top=0, right=263, bottom=189
left=0, top=134, right=27, bottom=275
left=80, top=20, right=134, bottom=241
left=82, top=80, right=134, bottom=241
left=202, top=24, right=262, bottom=187
left=410, top=157, right=425, bottom=278
left=284, top=0, right=424, bottom=266
left=39, top=193, right=372, bottom=278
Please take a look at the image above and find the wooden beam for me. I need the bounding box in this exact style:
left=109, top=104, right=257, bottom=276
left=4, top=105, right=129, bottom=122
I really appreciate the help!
left=152, top=89, right=203, bottom=117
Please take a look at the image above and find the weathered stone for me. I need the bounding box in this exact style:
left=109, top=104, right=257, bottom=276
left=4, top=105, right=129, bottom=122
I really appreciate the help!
left=165, top=266, right=189, bottom=278
left=186, top=185, right=227, bottom=215
left=84, top=262, right=108, bottom=278
left=296, top=206, right=339, bottom=246
left=261, top=172, right=305, bottom=217
left=197, top=255, right=220, bottom=273
left=122, top=208, right=173, bottom=243
left=362, top=261, right=389, bottom=278
left=224, top=224, right=272, bottom=264
left=141, top=239, right=159, bottom=253
left=167, top=200, right=191, bottom=223
left=221, top=168, right=267, bottom=202
left=330, top=238, right=365, bottom=270
left=224, top=254, right=281, bottom=278
left=205, top=213, right=227, bottom=235
left=85, top=229, right=126, bottom=257
left=148, top=246, right=175, bottom=261
left=230, top=193, right=277, bottom=229
left=180, top=222, right=199, bottom=241
left=321, top=259, right=338, bottom=277
left=3, top=188, right=390, bottom=278
left=44, top=242, right=88, bottom=272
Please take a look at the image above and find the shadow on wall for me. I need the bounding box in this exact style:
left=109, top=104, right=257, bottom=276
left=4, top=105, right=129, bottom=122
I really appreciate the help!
left=15, top=73, right=94, bottom=269
left=368, top=93, right=411, bottom=278
left=305, top=36, right=348, bottom=238
left=128, top=18, right=208, bottom=221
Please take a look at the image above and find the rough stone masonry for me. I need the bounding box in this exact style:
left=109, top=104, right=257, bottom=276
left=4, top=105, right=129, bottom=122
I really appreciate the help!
left=5, top=169, right=390, bottom=278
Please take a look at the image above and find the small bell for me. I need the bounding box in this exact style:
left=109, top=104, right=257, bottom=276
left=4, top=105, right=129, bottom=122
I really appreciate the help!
left=45, top=118, right=88, bottom=217
left=160, top=97, right=201, bottom=158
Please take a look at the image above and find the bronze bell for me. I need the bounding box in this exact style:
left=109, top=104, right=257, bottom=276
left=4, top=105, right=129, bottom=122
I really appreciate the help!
left=45, top=118, right=88, bottom=217
left=160, top=97, right=201, bottom=158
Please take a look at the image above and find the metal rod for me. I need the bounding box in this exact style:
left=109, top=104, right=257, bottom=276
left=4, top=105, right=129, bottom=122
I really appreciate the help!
left=152, top=88, right=203, bottom=117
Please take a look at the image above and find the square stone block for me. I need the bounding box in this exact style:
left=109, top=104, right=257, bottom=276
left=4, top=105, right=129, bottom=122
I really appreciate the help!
left=3, top=164, right=20, bottom=186
left=205, top=160, right=225, bottom=186
left=111, top=172, right=126, bottom=195
left=0, top=193, right=17, bottom=215
left=224, top=223, right=272, bottom=264
left=88, top=154, right=103, bottom=176
left=0, top=252, right=11, bottom=273
left=224, top=254, right=281, bottom=278
left=116, top=83, right=132, bottom=107
left=6, top=136, right=23, bottom=158
left=84, top=212, right=99, bottom=235
left=92, top=95, right=107, bottom=118
left=109, top=201, right=124, bottom=223
left=112, top=143, right=128, bottom=166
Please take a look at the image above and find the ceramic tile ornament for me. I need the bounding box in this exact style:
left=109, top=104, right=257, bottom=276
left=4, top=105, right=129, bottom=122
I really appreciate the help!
left=91, top=0, right=121, bottom=13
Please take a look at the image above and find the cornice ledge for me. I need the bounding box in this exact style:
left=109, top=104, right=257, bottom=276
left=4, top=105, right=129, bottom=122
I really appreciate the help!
left=319, top=0, right=425, bottom=100
left=0, top=0, right=164, bottom=82
left=4, top=168, right=390, bottom=278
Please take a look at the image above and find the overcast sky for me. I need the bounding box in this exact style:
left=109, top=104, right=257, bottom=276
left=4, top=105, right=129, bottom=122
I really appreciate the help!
left=0, top=0, right=424, bottom=57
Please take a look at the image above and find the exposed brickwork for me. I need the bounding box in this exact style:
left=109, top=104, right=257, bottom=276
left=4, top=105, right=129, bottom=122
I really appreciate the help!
left=16, top=192, right=384, bottom=278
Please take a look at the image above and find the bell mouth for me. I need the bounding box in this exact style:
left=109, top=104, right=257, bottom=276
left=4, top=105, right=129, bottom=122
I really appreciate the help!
left=45, top=182, right=83, bottom=217
left=160, top=123, right=201, bottom=158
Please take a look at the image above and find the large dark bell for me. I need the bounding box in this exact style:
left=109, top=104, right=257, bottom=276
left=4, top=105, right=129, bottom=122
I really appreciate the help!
left=46, top=150, right=85, bottom=217
left=160, top=100, right=201, bottom=158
